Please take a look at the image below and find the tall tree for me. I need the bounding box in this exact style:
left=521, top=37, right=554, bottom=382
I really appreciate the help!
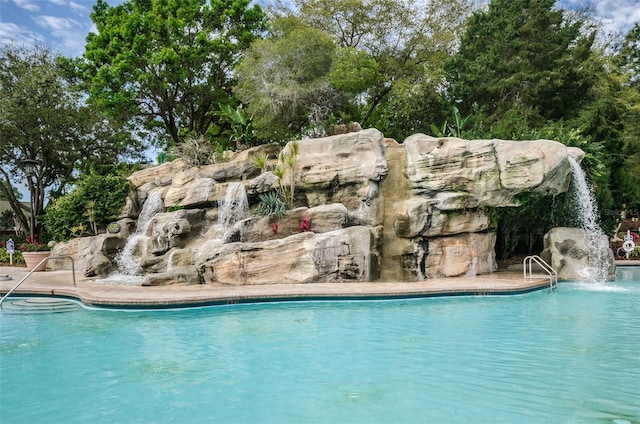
left=615, top=23, right=640, bottom=210
left=0, top=45, right=139, bottom=239
left=446, top=0, right=596, bottom=133
left=235, top=17, right=337, bottom=140
left=263, top=0, right=472, bottom=139
left=80, top=0, right=267, bottom=147
left=618, top=23, right=640, bottom=89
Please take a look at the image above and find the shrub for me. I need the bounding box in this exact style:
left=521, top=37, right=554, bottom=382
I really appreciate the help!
left=255, top=191, right=287, bottom=218
left=0, top=248, right=24, bottom=265
left=44, top=173, right=131, bottom=241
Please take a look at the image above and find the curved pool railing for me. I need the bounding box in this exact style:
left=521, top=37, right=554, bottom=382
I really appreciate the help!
left=0, top=256, right=76, bottom=310
left=523, top=255, right=557, bottom=291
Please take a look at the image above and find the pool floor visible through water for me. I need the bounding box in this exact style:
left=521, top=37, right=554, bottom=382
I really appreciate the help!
left=1, top=268, right=639, bottom=423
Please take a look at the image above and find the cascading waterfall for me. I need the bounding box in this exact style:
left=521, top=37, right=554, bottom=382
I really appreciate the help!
left=218, top=182, right=249, bottom=232
left=568, top=157, right=609, bottom=281
left=115, top=190, right=165, bottom=276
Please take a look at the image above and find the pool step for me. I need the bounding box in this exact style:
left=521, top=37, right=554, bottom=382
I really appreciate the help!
left=1, top=298, right=80, bottom=314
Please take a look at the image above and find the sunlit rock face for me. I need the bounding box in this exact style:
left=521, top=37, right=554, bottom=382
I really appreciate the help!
left=404, top=135, right=575, bottom=209
left=198, top=227, right=378, bottom=286
left=50, top=129, right=582, bottom=285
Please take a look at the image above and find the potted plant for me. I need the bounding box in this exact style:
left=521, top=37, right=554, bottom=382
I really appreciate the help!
left=20, top=235, right=51, bottom=271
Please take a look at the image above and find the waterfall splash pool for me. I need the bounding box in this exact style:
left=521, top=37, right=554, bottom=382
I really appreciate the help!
left=2, top=268, right=639, bottom=423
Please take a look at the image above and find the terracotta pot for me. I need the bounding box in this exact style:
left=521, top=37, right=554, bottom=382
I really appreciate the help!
left=23, top=251, right=50, bottom=272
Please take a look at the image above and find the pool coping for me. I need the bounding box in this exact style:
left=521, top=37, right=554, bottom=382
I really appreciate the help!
left=0, top=266, right=557, bottom=309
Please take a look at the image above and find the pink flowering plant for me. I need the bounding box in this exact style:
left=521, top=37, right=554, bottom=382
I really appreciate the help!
left=19, top=234, right=50, bottom=252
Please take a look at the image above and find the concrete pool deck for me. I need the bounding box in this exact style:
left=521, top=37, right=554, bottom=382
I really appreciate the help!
left=0, top=266, right=554, bottom=309
left=1, top=261, right=637, bottom=309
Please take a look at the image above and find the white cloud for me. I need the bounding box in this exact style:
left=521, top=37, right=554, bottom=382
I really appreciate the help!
left=46, top=0, right=67, bottom=5
left=594, top=0, right=640, bottom=35
left=33, top=15, right=80, bottom=32
left=0, top=22, right=44, bottom=46
left=69, top=2, right=88, bottom=15
left=560, top=0, right=639, bottom=35
left=13, top=0, right=40, bottom=12
left=32, top=15, right=87, bottom=56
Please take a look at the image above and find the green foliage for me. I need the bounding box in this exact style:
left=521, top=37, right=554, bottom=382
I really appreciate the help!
left=276, top=141, right=300, bottom=208
left=252, top=152, right=269, bottom=173
left=0, top=248, right=24, bottom=265
left=254, top=191, right=287, bottom=218
left=0, top=44, right=139, bottom=238
left=216, top=103, right=257, bottom=150
left=167, top=135, right=218, bottom=166
left=442, top=0, right=640, bottom=257
left=235, top=17, right=337, bottom=140
left=80, top=0, right=267, bottom=147
left=243, top=0, right=471, bottom=140
left=490, top=192, right=578, bottom=260
left=614, top=24, right=640, bottom=210
left=166, top=203, right=184, bottom=213
left=617, top=23, right=640, bottom=88
left=430, top=107, right=472, bottom=138
left=43, top=174, right=131, bottom=241
left=328, top=47, right=379, bottom=94
left=0, top=210, right=15, bottom=231
left=446, top=0, right=595, bottom=129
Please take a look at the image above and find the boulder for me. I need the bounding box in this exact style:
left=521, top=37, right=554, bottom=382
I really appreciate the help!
left=404, top=135, right=575, bottom=209
left=147, top=209, right=206, bottom=256
left=393, top=200, right=490, bottom=238
left=424, top=209, right=491, bottom=237
left=48, top=238, right=79, bottom=270
left=494, top=139, right=572, bottom=195
left=540, top=227, right=615, bottom=280
left=236, top=204, right=349, bottom=243
left=128, top=159, right=190, bottom=188
left=84, top=252, right=114, bottom=278
left=293, top=128, right=388, bottom=225
left=142, top=266, right=200, bottom=286
left=198, top=226, right=378, bottom=285
left=394, top=197, right=433, bottom=238
left=425, top=232, right=497, bottom=278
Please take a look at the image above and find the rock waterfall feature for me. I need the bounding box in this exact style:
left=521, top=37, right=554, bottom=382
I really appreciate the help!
left=540, top=158, right=615, bottom=281
left=51, top=129, right=584, bottom=286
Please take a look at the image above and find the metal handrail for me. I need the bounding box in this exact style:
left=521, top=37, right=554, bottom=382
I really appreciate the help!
left=0, top=256, right=76, bottom=309
left=523, top=255, right=557, bottom=290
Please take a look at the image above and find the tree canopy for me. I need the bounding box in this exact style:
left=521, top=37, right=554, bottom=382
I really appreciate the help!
left=441, top=0, right=639, bottom=255
left=235, top=17, right=337, bottom=140
left=0, top=45, right=140, bottom=239
left=236, top=0, right=472, bottom=140
left=80, top=0, right=267, bottom=147
left=446, top=0, right=597, bottom=132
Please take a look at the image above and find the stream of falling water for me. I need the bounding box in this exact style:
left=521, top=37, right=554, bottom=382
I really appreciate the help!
left=114, top=190, right=165, bottom=276
left=568, top=157, right=609, bottom=281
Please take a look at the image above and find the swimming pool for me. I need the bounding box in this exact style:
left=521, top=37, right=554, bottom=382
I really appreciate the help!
left=1, top=268, right=639, bottom=423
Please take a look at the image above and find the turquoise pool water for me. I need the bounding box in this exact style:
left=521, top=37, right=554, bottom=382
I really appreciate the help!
left=1, top=268, right=639, bottom=423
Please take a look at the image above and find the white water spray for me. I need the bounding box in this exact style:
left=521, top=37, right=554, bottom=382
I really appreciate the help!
left=218, top=182, right=249, bottom=231
left=115, top=190, right=165, bottom=276
left=568, top=157, right=609, bottom=281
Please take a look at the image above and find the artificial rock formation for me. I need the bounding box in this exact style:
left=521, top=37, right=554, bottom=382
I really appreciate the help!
left=51, top=129, right=584, bottom=286
left=541, top=227, right=615, bottom=281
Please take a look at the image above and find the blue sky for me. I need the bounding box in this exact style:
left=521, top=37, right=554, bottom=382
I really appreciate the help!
left=1, top=0, right=639, bottom=58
